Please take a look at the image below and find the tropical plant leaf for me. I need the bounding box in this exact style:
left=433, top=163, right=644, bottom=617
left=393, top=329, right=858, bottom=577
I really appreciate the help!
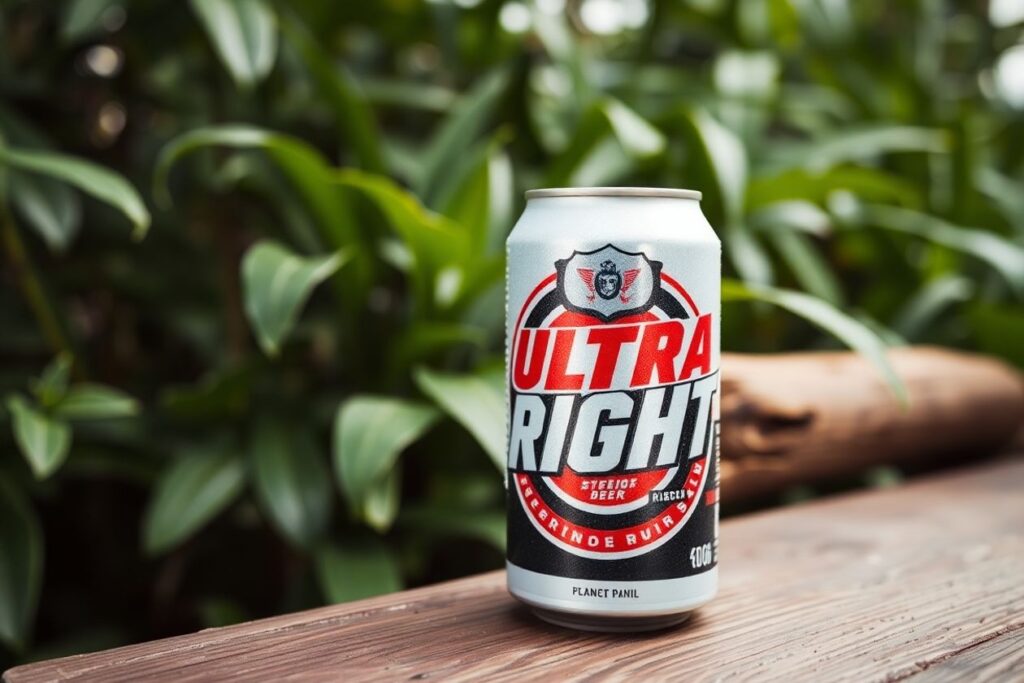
left=765, top=229, right=843, bottom=305
left=190, top=0, right=278, bottom=87
left=0, top=145, right=150, bottom=238
left=680, top=107, right=773, bottom=285
left=722, top=279, right=907, bottom=402
left=336, top=169, right=470, bottom=311
left=361, top=468, right=400, bottom=533
left=7, top=170, right=81, bottom=251
left=142, top=449, right=246, bottom=555
left=29, top=353, right=72, bottom=408
left=969, top=302, right=1024, bottom=368
left=413, top=366, right=505, bottom=471
left=439, top=137, right=514, bottom=255
left=859, top=204, right=1024, bottom=297
left=52, top=384, right=139, bottom=420
left=280, top=16, right=384, bottom=173
left=417, top=68, right=510, bottom=203
left=747, top=167, right=923, bottom=210
left=6, top=395, right=71, bottom=480
left=249, top=420, right=331, bottom=547
left=332, top=395, right=439, bottom=514
left=761, top=125, right=949, bottom=173
left=314, top=540, right=401, bottom=604
left=240, top=241, right=345, bottom=356
left=60, top=0, right=120, bottom=43
left=892, top=276, right=974, bottom=340
left=154, top=124, right=369, bottom=293
left=544, top=98, right=665, bottom=187
left=0, top=481, right=43, bottom=652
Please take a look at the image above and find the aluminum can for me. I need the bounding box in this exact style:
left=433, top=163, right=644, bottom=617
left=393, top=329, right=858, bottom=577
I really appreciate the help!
left=505, top=187, right=721, bottom=632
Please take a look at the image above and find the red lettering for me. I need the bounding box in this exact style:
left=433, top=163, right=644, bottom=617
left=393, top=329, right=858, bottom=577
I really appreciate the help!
left=679, top=314, right=712, bottom=380
left=630, top=321, right=683, bottom=387
left=514, top=329, right=550, bottom=390
left=545, top=329, right=584, bottom=390
left=586, top=325, right=639, bottom=390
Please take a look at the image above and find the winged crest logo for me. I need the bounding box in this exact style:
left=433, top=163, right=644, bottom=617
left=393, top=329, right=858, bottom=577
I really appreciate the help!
left=555, top=244, right=662, bottom=322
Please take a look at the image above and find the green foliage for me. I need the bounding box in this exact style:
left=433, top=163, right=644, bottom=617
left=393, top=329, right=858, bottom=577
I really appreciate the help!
left=0, top=482, right=43, bottom=652
left=0, top=0, right=1022, bottom=664
left=189, top=0, right=278, bottom=88
left=142, top=448, right=246, bottom=556
left=0, top=145, right=149, bottom=239
left=314, top=541, right=401, bottom=604
left=240, top=241, right=345, bottom=355
left=414, top=367, right=506, bottom=471
left=249, top=420, right=332, bottom=547
left=333, top=396, right=440, bottom=529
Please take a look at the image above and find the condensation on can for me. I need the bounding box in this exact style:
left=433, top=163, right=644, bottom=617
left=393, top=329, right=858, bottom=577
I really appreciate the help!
left=505, top=187, right=721, bottom=632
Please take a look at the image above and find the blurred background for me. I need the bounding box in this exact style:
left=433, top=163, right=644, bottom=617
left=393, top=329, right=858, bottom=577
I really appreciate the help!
left=1, top=0, right=1023, bottom=667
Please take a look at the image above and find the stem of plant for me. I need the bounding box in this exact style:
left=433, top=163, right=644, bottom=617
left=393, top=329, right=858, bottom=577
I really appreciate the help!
left=1, top=204, right=75, bottom=360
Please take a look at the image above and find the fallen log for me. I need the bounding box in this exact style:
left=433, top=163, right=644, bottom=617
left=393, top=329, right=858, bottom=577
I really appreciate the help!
left=719, top=347, right=1024, bottom=502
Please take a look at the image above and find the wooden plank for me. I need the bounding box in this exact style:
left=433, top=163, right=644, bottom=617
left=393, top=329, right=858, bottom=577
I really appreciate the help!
left=896, top=628, right=1024, bottom=682
left=6, top=456, right=1024, bottom=683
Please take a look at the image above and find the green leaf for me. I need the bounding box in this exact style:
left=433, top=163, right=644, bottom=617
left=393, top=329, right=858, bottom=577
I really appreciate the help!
left=388, top=323, right=486, bottom=375
left=362, top=468, right=400, bottom=533
left=417, top=69, right=510, bottom=202
left=765, top=229, right=843, bottom=305
left=8, top=170, right=82, bottom=251
left=545, top=98, right=665, bottom=187
left=60, top=0, right=120, bottom=43
left=332, top=396, right=439, bottom=513
left=0, top=481, right=43, bottom=652
left=190, top=0, right=278, bottom=87
left=154, top=125, right=369, bottom=295
left=722, top=280, right=907, bottom=402
left=975, top=167, right=1024, bottom=236
left=143, top=448, right=246, bottom=555
left=0, top=145, right=150, bottom=239
left=682, top=108, right=747, bottom=224
left=439, top=138, right=514, bottom=255
left=747, top=167, right=923, bottom=210
left=413, top=366, right=505, bottom=471
left=314, top=541, right=401, bottom=604
left=29, top=353, right=73, bottom=408
left=762, top=125, right=949, bottom=173
left=336, top=169, right=469, bottom=311
left=280, top=17, right=384, bottom=173
left=249, top=420, right=331, bottom=547
left=52, top=384, right=139, bottom=420
left=748, top=200, right=831, bottom=236
left=6, top=395, right=72, bottom=480
left=892, top=276, right=973, bottom=340
left=240, top=241, right=345, bottom=356
left=160, top=366, right=252, bottom=421
left=969, top=303, right=1024, bottom=368
left=858, top=204, right=1024, bottom=297
left=679, top=108, right=772, bottom=285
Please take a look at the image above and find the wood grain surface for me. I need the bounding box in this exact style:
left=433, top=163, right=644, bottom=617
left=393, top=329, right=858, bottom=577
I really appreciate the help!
left=6, top=456, right=1023, bottom=683
left=720, top=348, right=1024, bottom=501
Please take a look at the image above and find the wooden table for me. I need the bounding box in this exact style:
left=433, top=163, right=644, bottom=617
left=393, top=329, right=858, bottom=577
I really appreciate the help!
left=6, top=456, right=1023, bottom=682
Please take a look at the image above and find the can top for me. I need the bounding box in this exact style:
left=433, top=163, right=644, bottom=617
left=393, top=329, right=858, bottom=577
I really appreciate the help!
left=525, top=187, right=702, bottom=200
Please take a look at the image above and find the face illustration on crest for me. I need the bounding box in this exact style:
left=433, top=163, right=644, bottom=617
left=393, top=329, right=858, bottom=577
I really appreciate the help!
left=595, top=261, right=622, bottom=300
left=556, top=244, right=660, bottom=322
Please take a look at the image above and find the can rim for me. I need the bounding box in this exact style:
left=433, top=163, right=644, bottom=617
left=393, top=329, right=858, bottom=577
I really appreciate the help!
left=525, top=187, right=702, bottom=200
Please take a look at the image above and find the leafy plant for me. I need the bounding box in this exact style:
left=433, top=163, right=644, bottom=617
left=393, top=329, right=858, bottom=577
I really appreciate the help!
left=1, top=0, right=1022, bottom=665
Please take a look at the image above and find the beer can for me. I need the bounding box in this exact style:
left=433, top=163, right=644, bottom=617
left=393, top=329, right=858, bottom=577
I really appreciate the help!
left=505, top=187, right=721, bottom=632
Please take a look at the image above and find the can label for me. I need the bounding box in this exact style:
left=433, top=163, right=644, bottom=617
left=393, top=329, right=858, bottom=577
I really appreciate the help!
left=507, top=243, right=719, bottom=582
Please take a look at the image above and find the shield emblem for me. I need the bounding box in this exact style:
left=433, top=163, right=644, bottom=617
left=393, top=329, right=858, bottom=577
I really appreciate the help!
left=555, top=244, right=662, bottom=322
